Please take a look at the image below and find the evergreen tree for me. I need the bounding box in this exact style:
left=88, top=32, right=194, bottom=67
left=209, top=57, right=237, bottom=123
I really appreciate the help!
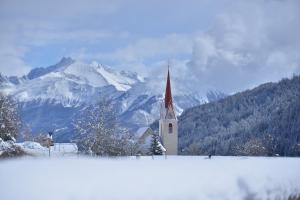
left=150, top=134, right=163, bottom=155
left=175, top=75, right=300, bottom=156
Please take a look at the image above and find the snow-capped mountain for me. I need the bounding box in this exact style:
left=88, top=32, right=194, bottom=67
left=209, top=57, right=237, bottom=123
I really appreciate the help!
left=0, top=58, right=225, bottom=141
left=2, top=57, right=142, bottom=107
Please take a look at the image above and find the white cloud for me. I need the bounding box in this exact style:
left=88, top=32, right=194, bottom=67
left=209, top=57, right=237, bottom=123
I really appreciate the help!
left=0, top=27, right=31, bottom=76
left=0, top=0, right=124, bottom=76
left=96, top=34, right=194, bottom=63
left=186, top=0, right=300, bottom=93
left=71, top=0, right=300, bottom=95
left=0, top=0, right=299, bottom=96
left=0, top=56, right=31, bottom=77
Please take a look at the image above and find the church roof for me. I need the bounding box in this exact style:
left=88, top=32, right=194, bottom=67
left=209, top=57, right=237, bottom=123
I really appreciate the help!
left=164, top=68, right=173, bottom=109
left=161, top=66, right=176, bottom=120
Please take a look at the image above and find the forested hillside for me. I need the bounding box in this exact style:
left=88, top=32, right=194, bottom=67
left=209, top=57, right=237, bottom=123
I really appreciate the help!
left=178, top=75, right=300, bottom=156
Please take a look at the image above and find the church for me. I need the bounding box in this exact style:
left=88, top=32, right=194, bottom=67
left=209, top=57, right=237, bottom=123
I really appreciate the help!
left=159, top=66, right=178, bottom=155
left=137, top=65, right=178, bottom=155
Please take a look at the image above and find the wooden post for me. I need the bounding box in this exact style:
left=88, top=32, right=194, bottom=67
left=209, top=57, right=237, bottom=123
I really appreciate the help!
left=48, top=145, right=50, bottom=157
left=47, top=131, right=54, bottom=157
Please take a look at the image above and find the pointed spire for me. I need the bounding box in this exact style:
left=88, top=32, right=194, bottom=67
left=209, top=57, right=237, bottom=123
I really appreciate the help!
left=164, top=63, right=173, bottom=109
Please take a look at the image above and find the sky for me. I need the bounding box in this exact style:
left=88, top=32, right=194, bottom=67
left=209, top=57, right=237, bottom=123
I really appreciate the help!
left=0, top=0, right=299, bottom=94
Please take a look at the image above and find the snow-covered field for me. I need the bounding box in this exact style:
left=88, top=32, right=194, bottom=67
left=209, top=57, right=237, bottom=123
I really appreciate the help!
left=0, top=156, right=299, bottom=200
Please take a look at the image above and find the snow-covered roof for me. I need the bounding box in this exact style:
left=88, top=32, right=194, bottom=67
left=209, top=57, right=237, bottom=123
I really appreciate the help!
left=135, top=127, right=151, bottom=138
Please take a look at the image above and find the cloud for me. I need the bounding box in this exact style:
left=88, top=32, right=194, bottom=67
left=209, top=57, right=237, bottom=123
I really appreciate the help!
left=0, top=0, right=224, bottom=76
left=95, top=34, right=193, bottom=62
left=0, top=55, right=31, bottom=77
left=69, top=0, right=300, bottom=95
left=0, top=24, right=126, bottom=76
left=0, top=0, right=124, bottom=76
left=0, top=25, right=31, bottom=76
left=0, top=0, right=299, bottom=96
left=186, top=0, right=300, bottom=93
left=67, top=34, right=194, bottom=79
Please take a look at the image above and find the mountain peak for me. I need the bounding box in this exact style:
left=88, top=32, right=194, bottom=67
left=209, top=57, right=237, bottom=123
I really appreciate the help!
left=27, top=57, right=75, bottom=80
left=59, top=57, right=75, bottom=66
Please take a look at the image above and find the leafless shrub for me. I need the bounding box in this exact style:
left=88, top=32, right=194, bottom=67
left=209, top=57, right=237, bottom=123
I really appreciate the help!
left=74, top=99, right=139, bottom=156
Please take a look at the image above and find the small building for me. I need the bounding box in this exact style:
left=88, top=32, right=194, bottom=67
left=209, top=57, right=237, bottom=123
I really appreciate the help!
left=136, top=127, right=154, bottom=144
left=136, top=127, right=166, bottom=155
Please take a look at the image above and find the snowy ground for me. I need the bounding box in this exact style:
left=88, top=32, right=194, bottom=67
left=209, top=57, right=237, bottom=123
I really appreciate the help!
left=0, top=156, right=300, bottom=200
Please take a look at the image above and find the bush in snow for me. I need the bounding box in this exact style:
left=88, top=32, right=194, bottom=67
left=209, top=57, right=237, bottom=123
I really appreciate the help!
left=0, top=92, right=19, bottom=141
left=74, top=99, right=139, bottom=156
left=0, top=138, right=25, bottom=158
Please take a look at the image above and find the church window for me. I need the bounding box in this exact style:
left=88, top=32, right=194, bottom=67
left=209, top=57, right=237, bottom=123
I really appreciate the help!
left=168, top=123, right=173, bottom=134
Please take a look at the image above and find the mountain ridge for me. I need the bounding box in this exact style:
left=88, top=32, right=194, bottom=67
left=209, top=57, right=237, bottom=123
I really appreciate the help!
left=0, top=57, right=225, bottom=141
left=177, top=75, right=300, bottom=156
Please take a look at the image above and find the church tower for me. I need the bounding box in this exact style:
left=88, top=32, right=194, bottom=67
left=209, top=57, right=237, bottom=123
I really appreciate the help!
left=159, top=66, right=178, bottom=155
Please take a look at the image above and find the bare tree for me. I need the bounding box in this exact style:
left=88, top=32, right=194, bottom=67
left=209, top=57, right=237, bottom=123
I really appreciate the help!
left=0, top=92, right=25, bottom=158
left=0, top=92, right=19, bottom=141
left=74, top=99, right=138, bottom=156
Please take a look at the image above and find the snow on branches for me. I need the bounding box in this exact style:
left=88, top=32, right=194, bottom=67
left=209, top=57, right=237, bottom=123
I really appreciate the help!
left=74, top=99, right=138, bottom=156
left=0, top=93, right=19, bottom=141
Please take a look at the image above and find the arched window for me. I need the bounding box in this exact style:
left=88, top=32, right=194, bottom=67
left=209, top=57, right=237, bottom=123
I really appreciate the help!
left=168, top=123, right=173, bottom=134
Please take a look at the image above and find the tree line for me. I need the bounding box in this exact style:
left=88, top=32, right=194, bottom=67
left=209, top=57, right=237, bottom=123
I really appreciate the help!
left=178, top=75, right=300, bottom=156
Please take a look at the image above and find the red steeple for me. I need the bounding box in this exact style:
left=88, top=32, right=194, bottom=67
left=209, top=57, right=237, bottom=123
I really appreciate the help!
left=164, top=67, right=173, bottom=109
